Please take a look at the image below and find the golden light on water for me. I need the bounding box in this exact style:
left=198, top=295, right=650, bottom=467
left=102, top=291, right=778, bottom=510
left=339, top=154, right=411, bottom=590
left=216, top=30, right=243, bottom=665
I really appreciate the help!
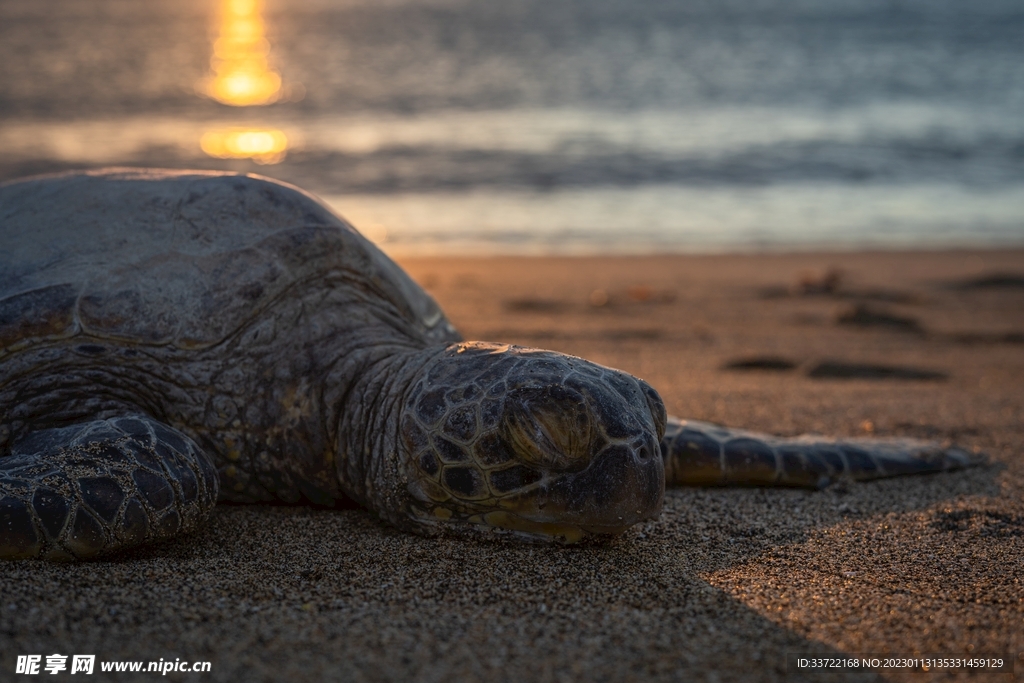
left=202, top=0, right=282, bottom=106
left=199, top=0, right=291, bottom=163
left=200, top=128, right=288, bottom=164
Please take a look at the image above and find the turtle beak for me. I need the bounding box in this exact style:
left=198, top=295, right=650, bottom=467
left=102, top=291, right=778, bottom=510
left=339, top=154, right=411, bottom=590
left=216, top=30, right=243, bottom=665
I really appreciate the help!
left=521, top=435, right=665, bottom=532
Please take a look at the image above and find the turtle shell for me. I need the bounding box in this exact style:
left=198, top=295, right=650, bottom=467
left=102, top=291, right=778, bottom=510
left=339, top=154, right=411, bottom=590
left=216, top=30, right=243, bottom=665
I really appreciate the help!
left=0, top=169, right=455, bottom=352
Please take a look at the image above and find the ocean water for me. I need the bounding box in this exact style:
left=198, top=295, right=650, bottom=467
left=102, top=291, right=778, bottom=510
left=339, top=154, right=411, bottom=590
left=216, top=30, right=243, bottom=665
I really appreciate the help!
left=2, top=0, right=1022, bottom=254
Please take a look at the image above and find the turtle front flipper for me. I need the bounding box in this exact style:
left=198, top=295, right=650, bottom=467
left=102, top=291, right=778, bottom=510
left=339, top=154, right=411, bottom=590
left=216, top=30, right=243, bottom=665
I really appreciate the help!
left=0, top=415, right=218, bottom=560
left=661, top=418, right=983, bottom=489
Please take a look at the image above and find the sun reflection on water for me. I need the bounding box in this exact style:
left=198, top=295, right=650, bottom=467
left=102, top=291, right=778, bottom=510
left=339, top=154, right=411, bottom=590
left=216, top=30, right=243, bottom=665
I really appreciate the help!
left=200, top=127, right=288, bottom=164
left=200, top=0, right=289, bottom=163
left=202, top=0, right=281, bottom=106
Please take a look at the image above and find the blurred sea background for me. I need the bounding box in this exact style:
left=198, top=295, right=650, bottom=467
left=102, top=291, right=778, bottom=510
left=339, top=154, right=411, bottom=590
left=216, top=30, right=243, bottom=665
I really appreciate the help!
left=1, top=0, right=1023, bottom=255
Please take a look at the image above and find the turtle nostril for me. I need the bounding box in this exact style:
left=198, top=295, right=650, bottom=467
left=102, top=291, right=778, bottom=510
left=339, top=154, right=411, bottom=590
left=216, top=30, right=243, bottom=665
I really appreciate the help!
left=637, top=445, right=650, bottom=461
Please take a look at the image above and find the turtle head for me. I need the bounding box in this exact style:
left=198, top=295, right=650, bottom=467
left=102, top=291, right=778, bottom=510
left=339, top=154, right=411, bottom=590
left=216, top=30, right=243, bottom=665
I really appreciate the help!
left=398, top=342, right=666, bottom=542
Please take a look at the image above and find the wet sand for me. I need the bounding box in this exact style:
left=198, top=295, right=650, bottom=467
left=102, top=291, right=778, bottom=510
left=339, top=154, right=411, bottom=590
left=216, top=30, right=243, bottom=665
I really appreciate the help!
left=3, top=250, right=1022, bottom=682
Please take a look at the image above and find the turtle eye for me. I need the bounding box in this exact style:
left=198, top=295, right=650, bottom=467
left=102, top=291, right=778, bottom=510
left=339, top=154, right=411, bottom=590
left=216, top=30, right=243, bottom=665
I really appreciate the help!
left=639, top=380, right=667, bottom=441
left=501, top=385, right=593, bottom=472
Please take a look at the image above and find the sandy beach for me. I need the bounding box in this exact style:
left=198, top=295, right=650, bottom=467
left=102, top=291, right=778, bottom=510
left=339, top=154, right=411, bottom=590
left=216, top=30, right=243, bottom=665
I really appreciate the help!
left=2, top=249, right=1022, bottom=682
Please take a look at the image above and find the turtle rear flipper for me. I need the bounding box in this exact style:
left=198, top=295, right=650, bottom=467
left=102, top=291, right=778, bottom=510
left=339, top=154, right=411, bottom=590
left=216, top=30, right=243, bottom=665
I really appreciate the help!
left=0, top=415, right=218, bottom=560
left=661, top=418, right=984, bottom=489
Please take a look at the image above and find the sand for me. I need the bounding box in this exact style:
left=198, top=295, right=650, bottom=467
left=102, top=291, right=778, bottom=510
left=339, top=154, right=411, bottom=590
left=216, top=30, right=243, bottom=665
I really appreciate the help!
left=2, top=249, right=1022, bottom=682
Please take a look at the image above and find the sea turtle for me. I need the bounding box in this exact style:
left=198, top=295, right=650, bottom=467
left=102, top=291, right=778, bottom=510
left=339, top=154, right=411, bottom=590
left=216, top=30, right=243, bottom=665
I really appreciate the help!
left=0, top=169, right=980, bottom=560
